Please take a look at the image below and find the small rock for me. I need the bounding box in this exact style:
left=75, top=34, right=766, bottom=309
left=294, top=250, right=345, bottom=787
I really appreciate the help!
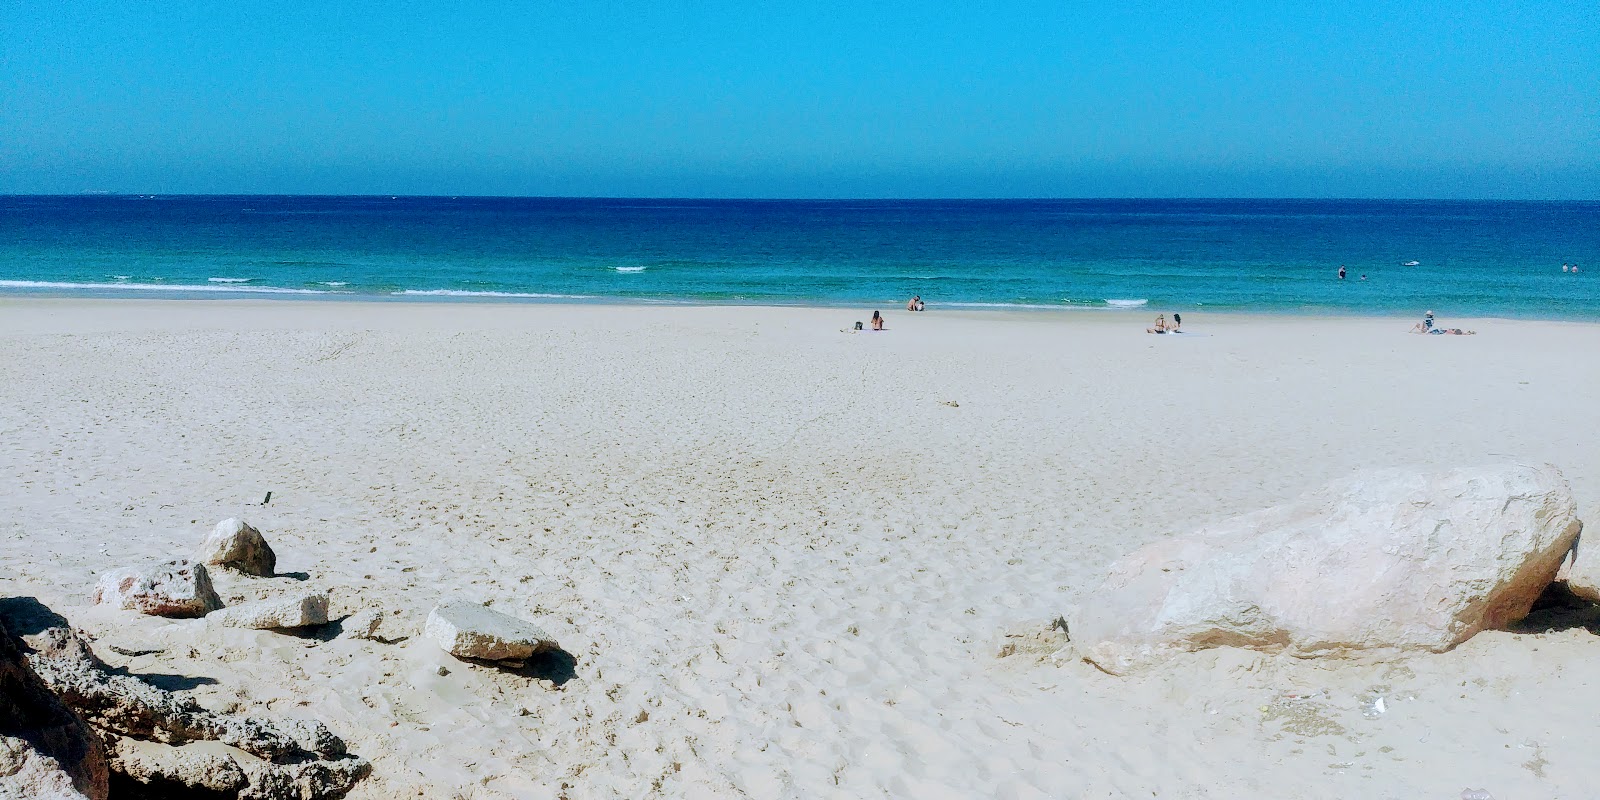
left=341, top=609, right=383, bottom=641
left=435, top=665, right=450, bottom=677
left=195, top=518, right=276, bottom=577
left=1557, top=528, right=1597, bottom=600
left=92, top=560, right=222, bottom=618
left=211, top=593, right=329, bottom=630
left=424, top=601, right=558, bottom=662
left=106, top=645, right=164, bottom=658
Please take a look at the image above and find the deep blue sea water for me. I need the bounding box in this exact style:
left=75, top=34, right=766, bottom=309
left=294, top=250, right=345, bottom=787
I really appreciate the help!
left=2, top=196, right=1597, bottom=318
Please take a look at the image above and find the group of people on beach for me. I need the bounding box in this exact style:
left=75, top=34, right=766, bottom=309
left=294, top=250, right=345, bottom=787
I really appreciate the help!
left=850, top=297, right=921, bottom=332
left=1146, top=313, right=1182, bottom=334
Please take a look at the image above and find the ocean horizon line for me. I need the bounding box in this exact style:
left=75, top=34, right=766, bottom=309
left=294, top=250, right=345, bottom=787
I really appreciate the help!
left=7, top=193, right=1600, bottom=204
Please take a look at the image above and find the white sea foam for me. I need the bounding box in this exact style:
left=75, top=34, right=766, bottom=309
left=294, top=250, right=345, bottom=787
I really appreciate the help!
left=614, top=266, right=647, bottom=273
left=940, top=302, right=1078, bottom=310
left=396, top=289, right=597, bottom=299
left=111, top=275, right=131, bottom=280
left=0, top=280, right=328, bottom=295
left=1105, top=298, right=1149, bottom=308
left=207, top=277, right=252, bottom=283
left=320, top=281, right=350, bottom=287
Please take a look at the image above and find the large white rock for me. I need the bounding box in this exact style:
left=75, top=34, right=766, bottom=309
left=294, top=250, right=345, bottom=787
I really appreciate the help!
left=211, top=593, right=329, bottom=630
left=195, top=518, right=276, bottom=577
left=424, top=602, right=558, bottom=662
left=91, top=560, right=222, bottom=618
left=1072, top=464, right=1581, bottom=675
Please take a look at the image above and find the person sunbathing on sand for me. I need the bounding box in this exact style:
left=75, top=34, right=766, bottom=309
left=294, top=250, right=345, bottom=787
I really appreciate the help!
left=871, top=310, right=884, bottom=331
left=1146, top=314, right=1169, bottom=334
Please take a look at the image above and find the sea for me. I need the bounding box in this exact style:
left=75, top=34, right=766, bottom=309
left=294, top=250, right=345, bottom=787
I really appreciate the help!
left=2, top=196, right=1597, bottom=318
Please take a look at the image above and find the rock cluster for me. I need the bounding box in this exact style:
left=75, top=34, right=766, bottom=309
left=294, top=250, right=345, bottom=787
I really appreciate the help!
left=425, top=601, right=558, bottom=663
left=5, top=614, right=369, bottom=800
left=1071, top=464, right=1583, bottom=675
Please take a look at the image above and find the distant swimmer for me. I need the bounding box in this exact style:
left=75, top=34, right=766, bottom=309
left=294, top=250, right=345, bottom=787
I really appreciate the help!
left=1338, top=266, right=1347, bottom=280
left=1563, top=263, right=1571, bottom=272
left=1360, top=274, right=1367, bottom=281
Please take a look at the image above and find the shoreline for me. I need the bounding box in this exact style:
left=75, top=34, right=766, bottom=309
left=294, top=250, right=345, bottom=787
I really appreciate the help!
left=2, top=294, right=1594, bottom=327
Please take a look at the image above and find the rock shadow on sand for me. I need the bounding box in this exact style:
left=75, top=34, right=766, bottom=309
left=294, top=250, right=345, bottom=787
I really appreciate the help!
left=1510, top=581, right=1600, bottom=636
left=467, top=646, right=579, bottom=687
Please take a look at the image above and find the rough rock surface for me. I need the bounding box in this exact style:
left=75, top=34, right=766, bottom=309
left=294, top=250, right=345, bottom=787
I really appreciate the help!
left=0, top=620, right=109, bottom=800
left=7, top=620, right=369, bottom=800
left=212, top=593, right=329, bottom=630
left=91, top=560, right=221, bottom=618
left=340, top=608, right=384, bottom=641
left=425, top=601, right=558, bottom=661
left=196, top=518, right=277, bottom=577
left=1072, top=464, right=1581, bottom=675
left=109, top=738, right=248, bottom=793
left=1557, top=529, right=1598, bottom=601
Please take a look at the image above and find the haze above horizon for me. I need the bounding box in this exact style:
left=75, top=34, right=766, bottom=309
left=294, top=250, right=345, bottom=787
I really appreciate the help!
left=3, top=2, right=1596, bottom=200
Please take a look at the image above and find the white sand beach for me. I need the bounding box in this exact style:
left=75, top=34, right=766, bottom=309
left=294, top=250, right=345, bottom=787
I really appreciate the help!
left=2, top=298, right=1598, bottom=799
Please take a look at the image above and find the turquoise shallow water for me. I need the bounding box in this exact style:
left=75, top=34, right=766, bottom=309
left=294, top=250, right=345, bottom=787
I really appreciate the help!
left=2, top=196, right=1597, bottom=318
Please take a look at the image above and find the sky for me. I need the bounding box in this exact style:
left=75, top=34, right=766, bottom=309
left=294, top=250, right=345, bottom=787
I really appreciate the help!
left=1, top=2, right=1596, bottom=198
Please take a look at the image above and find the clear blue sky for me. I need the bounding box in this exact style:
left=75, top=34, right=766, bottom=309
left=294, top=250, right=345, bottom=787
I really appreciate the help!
left=2, top=2, right=1596, bottom=198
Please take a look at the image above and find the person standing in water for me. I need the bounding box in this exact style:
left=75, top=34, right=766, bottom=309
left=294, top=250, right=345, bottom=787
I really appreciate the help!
left=1338, top=265, right=1347, bottom=280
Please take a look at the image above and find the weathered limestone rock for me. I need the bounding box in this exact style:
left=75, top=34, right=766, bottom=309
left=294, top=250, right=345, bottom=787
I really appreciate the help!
left=109, top=738, right=248, bottom=793
left=0, top=620, right=108, bottom=800
left=212, top=593, right=329, bottom=630
left=1072, top=464, right=1581, bottom=675
left=196, top=518, right=277, bottom=577
left=11, top=622, right=367, bottom=800
left=1557, top=530, right=1598, bottom=601
left=90, top=560, right=221, bottom=618
left=425, top=602, right=558, bottom=662
left=340, top=609, right=383, bottom=641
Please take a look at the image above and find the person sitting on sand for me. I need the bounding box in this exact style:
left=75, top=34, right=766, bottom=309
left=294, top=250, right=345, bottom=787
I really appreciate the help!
left=1147, top=314, right=1169, bottom=334
left=907, top=295, right=923, bottom=311
left=1409, top=310, right=1436, bottom=334
left=1171, top=313, right=1182, bottom=332
left=871, top=310, right=884, bottom=331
